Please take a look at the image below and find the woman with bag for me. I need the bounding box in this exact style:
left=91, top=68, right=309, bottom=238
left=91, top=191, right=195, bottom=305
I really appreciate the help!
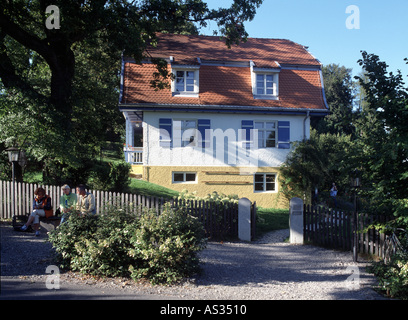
left=20, top=187, right=52, bottom=236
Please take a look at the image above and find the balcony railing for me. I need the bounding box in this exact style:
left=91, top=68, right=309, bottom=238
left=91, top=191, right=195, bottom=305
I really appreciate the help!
left=124, top=147, right=143, bottom=164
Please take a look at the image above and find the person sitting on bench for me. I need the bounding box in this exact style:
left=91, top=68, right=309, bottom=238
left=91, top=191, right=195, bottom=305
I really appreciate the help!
left=76, top=184, right=96, bottom=215
left=59, top=184, right=77, bottom=224
left=20, top=187, right=52, bottom=236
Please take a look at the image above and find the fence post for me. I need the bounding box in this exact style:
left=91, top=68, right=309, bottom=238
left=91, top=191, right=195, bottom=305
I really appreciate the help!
left=289, top=197, right=304, bottom=244
left=352, top=210, right=358, bottom=262
left=238, top=198, right=251, bottom=242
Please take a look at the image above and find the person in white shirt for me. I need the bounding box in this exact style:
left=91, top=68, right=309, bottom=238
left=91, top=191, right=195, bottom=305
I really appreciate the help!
left=76, top=184, right=96, bottom=215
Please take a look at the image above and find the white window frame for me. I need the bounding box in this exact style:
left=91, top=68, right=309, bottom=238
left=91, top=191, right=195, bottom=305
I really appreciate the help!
left=171, top=67, right=199, bottom=97
left=172, top=172, right=197, bottom=184
left=173, top=119, right=198, bottom=147
left=254, top=121, right=278, bottom=148
left=256, top=74, right=274, bottom=95
left=254, top=173, right=277, bottom=193
left=251, top=64, right=279, bottom=100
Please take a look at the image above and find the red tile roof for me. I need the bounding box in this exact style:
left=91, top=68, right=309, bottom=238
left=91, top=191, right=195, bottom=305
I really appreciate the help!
left=120, top=33, right=328, bottom=112
left=147, top=33, right=321, bottom=68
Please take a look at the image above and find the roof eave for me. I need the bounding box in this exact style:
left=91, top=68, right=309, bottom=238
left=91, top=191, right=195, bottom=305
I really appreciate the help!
left=119, top=103, right=330, bottom=116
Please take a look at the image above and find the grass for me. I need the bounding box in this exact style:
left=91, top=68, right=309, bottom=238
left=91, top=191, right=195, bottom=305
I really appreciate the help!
left=256, top=207, right=289, bottom=237
left=127, top=178, right=179, bottom=199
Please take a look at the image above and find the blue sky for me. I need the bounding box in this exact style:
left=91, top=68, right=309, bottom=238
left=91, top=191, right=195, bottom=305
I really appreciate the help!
left=202, top=0, right=408, bottom=79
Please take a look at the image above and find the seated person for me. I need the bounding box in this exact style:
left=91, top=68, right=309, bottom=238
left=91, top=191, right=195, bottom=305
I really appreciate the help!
left=21, top=187, right=52, bottom=236
left=59, top=184, right=77, bottom=224
left=76, top=184, right=96, bottom=215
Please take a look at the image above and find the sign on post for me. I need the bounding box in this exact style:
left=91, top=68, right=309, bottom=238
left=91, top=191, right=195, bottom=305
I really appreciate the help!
left=289, top=197, right=304, bottom=244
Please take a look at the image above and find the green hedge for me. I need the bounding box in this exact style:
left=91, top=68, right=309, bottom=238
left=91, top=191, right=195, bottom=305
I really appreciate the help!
left=48, top=204, right=207, bottom=284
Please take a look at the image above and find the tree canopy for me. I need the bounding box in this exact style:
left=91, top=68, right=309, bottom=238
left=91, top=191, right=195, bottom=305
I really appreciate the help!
left=312, top=64, right=355, bottom=136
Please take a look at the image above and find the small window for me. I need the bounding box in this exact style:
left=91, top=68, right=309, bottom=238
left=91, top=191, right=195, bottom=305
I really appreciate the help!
left=172, top=69, right=199, bottom=96
left=252, top=72, right=279, bottom=100
left=172, top=172, right=197, bottom=184
left=254, top=173, right=276, bottom=192
left=256, top=74, right=274, bottom=95
left=176, top=71, right=195, bottom=92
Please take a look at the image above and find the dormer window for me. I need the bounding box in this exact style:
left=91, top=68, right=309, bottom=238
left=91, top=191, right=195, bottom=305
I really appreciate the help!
left=176, top=71, right=194, bottom=92
left=171, top=67, right=199, bottom=97
left=253, top=72, right=279, bottom=100
left=251, top=63, right=279, bottom=100
left=256, top=74, right=274, bottom=95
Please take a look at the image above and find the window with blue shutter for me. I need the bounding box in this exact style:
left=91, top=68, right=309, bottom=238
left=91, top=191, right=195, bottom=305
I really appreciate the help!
left=159, top=118, right=172, bottom=148
left=197, top=119, right=211, bottom=148
left=242, top=120, right=254, bottom=149
left=278, top=121, right=290, bottom=149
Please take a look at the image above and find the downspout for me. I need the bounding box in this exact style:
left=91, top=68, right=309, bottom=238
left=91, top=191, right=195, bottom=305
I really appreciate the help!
left=303, top=110, right=310, bottom=141
left=303, top=110, right=310, bottom=202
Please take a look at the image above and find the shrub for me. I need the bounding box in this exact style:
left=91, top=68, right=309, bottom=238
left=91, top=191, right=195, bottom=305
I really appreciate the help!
left=128, top=205, right=206, bottom=284
left=48, top=208, right=136, bottom=277
left=48, top=204, right=206, bottom=284
left=369, top=252, right=408, bottom=300
left=177, top=189, right=239, bottom=206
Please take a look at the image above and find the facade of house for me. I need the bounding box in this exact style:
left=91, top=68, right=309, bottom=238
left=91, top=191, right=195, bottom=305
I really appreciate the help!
left=119, top=33, right=329, bottom=208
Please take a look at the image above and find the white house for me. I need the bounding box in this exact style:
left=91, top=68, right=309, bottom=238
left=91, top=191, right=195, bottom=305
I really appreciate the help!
left=119, top=33, right=329, bottom=208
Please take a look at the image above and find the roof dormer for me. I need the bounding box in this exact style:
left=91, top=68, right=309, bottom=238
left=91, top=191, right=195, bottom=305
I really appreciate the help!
left=250, top=61, right=280, bottom=100
left=170, top=56, right=200, bottom=97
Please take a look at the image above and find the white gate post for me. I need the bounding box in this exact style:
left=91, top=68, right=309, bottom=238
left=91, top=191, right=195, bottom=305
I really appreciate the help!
left=238, top=197, right=251, bottom=242
left=289, top=197, right=304, bottom=244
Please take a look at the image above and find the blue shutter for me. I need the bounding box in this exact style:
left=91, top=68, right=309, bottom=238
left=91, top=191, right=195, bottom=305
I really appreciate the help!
left=159, top=118, right=172, bottom=148
left=242, top=120, right=254, bottom=149
left=278, top=121, right=290, bottom=149
left=198, top=119, right=211, bottom=148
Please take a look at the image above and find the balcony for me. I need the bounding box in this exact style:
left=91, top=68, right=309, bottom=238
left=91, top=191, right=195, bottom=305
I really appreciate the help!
left=124, top=147, right=143, bottom=164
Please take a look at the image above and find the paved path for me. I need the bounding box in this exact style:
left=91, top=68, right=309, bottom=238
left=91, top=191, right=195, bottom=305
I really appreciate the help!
left=0, top=225, right=387, bottom=300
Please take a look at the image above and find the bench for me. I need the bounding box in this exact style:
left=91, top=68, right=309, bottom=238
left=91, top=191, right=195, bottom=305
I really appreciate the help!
left=39, top=215, right=61, bottom=232
left=12, top=214, right=61, bottom=233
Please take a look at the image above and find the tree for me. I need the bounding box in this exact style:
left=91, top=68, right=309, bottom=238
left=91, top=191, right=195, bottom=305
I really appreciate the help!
left=279, top=129, right=357, bottom=205
left=355, top=52, right=408, bottom=224
left=312, top=64, right=355, bottom=136
left=0, top=0, right=263, bottom=183
left=0, top=33, right=124, bottom=184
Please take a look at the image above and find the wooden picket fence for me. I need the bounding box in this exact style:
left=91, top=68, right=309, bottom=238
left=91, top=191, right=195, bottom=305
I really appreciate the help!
left=303, top=204, right=396, bottom=260
left=0, top=180, right=167, bottom=218
left=0, top=180, right=254, bottom=240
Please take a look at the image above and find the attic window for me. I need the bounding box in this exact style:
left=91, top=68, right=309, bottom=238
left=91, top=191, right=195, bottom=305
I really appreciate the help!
left=171, top=68, right=199, bottom=97
left=251, top=65, right=279, bottom=100
left=176, top=71, right=194, bottom=92
left=253, top=72, right=279, bottom=100
left=256, top=74, right=274, bottom=95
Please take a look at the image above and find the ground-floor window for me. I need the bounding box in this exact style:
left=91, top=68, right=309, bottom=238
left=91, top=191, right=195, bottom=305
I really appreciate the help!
left=254, top=173, right=276, bottom=192
left=172, top=172, right=197, bottom=184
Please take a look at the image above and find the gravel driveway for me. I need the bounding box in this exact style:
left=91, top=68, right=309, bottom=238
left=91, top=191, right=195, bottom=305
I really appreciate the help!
left=0, top=223, right=387, bottom=300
